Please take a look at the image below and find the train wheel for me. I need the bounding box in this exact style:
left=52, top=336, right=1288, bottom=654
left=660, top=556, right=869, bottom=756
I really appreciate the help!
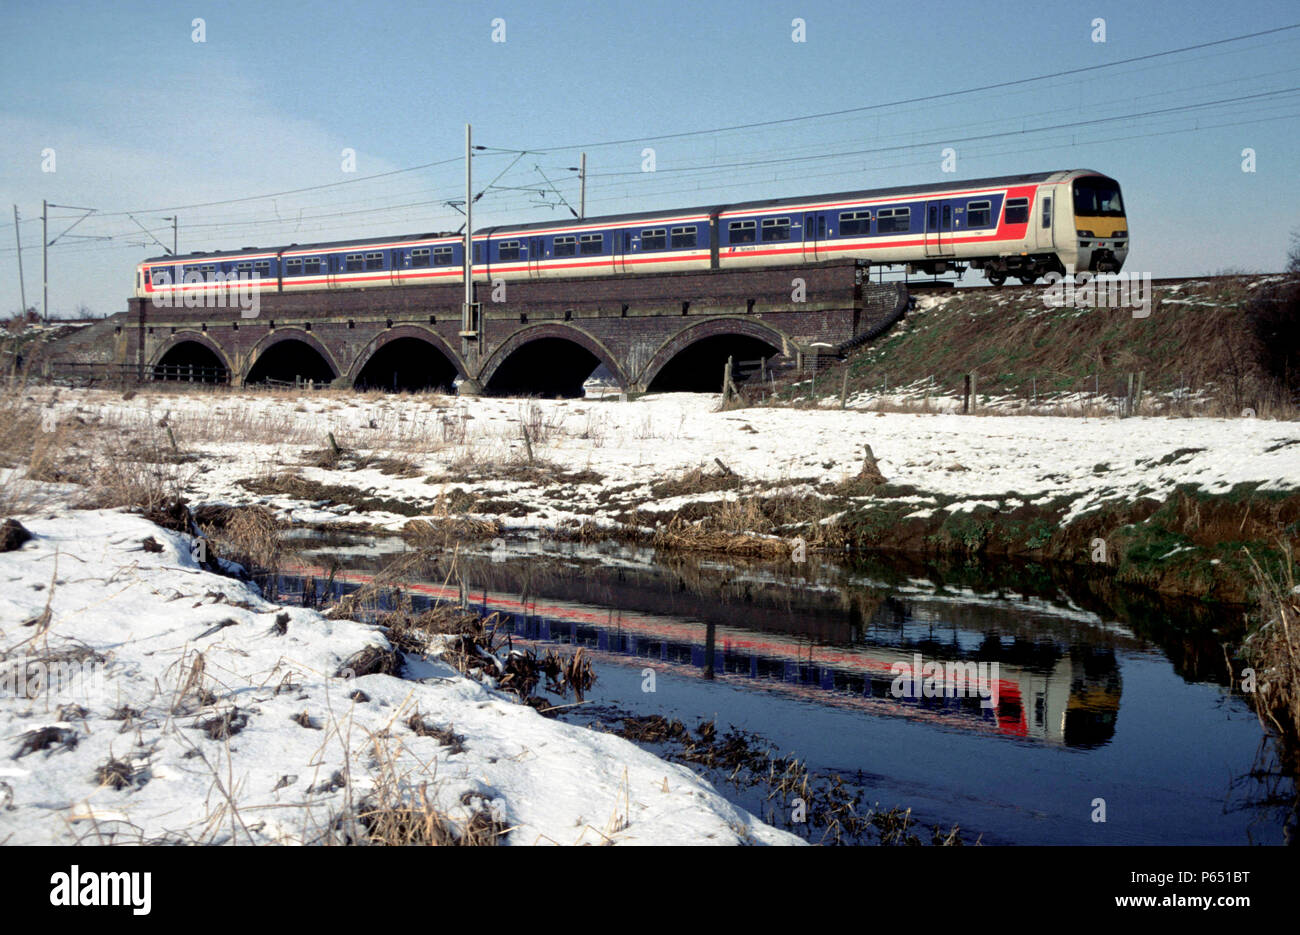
left=987, top=272, right=1006, bottom=288
left=1018, top=274, right=1037, bottom=286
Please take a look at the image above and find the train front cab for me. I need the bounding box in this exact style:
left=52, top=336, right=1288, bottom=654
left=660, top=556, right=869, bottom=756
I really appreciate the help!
left=1069, top=174, right=1128, bottom=273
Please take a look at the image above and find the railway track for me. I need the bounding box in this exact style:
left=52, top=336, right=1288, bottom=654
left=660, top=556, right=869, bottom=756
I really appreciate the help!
left=900, top=272, right=1289, bottom=294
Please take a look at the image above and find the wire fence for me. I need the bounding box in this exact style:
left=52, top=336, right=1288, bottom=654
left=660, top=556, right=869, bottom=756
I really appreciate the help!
left=35, top=361, right=231, bottom=387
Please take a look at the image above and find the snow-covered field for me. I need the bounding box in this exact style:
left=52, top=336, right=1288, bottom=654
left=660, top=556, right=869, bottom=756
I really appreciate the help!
left=25, top=387, right=1300, bottom=533
left=0, top=509, right=798, bottom=845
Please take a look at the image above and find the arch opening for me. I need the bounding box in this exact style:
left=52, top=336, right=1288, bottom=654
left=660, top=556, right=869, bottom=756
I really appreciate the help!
left=354, top=337, right=458, bottom=392
left=153, top=340, right=229, bottom=383
left=646, top=334, right=781, bottom=393
left=485, top=337, right=602, bottom=398
left=245, top=339, right=335, bottom=385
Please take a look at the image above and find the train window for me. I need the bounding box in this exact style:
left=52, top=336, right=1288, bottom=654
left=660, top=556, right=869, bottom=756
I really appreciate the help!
left=554, top=235, right=577, bottom=257
left=411, top=248, right=431, bottom=268
left=364, top=252, right=384, bottom=270
left=433, top=246, right=454, bottom=265
left=498, top=241, right=521, bottom=261
left=345, top=253, right=363, bottom=271
left=876, top=207, right=910, bottom=234
left=641, top=228, right=667, bottom=250
left=285, top=258, right=303, bottom=275
left=761, top=217, right=791, bottom=241
left=236, top=261, right=252, bottom=273
left=579, top=233, right=603, bottom=255
left=728, top=220, right=757, bottom=243
left=1073, top=180, right=1124, bottom=216
left=302, top=257, right=322, bottom=275
left=1042, top=197, right=1052, bottom=228
left=1004, top=198, right=1029, bottom=225
left=967, top=201, right=991, bottom=227
left=254, top=260, right=270, bottom=279
left=151, top=270, right=171, bottom=286
left=670, top=226, right=697, bottom=248
left=473, top=244, right=482, bottom=263
left=839, top=210, right=871, bottom=236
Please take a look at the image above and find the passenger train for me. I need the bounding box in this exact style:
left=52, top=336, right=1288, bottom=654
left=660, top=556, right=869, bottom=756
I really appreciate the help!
left=135, top=169, right=1127, bottom=299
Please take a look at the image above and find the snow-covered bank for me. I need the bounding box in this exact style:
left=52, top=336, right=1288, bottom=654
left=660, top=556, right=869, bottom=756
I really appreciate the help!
left=0, top=509, right=799, bottom=845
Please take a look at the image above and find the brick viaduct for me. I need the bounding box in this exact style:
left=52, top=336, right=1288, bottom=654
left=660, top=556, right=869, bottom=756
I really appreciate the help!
left=117, top=261, right=906, bottom=395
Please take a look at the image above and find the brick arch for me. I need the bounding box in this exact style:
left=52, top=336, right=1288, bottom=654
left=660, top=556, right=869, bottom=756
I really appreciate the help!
left=148, top=331, right=235, bottom=375
left=344, top=325, right=469, bottom=385
left=244, top=328, right=342, bottom=382
left=635, top=317, right=791, bottom=390
left=476, top=322, right=630, bottom=390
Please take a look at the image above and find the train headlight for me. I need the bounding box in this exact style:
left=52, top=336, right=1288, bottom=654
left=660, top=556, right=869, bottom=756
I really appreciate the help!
left=1114, top=230, right=1127, bottom=238
left=1076, top=230, right=1094, bottom=238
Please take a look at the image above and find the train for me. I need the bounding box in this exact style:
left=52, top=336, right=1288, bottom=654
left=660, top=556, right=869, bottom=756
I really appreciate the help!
left=134, top=168, right=1127, bottom=299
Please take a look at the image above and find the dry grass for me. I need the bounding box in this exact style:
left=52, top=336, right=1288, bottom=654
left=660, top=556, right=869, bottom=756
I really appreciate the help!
left=78, top=434, right=195, bottom=513
left=0, top=388, right=78, bottom=513
left=33, top=386, right=466, bottom=456
left=0, top=385, right=206, bottom=516
left=651, top=513, right=790, bottom=558
left=195, top=504, right=286, bottom=576
left=381, top=600, right=483, bottom=656
left=1244, top=545, right=1300, bottom=775
left=644, top=481, right=851, bottom=557
left=650, top=466, right=742, bottom=499
left=769, top=277, right=1300, bottom=420
left=403, top=513, right=502, bottom=547
left=345, top=732, right=507, bottom=846
left=612, top=715, right=966, bottom=845
left=238, top=471, right=428, bottom=516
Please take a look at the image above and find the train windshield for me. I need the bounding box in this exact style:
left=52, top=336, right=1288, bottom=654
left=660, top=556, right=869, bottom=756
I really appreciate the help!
left=1073, top=178, right=1125, bottom=217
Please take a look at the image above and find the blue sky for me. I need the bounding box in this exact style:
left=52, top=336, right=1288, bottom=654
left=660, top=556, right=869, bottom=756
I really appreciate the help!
left=2, top=0, right=1298, bottom=316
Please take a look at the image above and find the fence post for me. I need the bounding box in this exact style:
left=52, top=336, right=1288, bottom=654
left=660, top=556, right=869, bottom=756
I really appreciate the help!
left=1125, top=373, right=1134, bottom=418
left=1134, top=370, right=1144, bottom=417
left=722, top=356, right=733, bottom=401
left=963, top=373, right=971, bottom=414
left=840, top=369, right=849, bottom=409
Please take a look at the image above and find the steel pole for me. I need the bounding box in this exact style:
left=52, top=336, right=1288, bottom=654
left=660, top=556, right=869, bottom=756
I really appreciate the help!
left=12, top=206, right=26, bottom=313
left=42, top=199, right=47, bottom=320
left=464, top=123, right=473, bottom=333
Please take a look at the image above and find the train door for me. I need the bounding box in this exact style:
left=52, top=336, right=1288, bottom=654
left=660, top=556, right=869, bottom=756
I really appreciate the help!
left=1036, top=192, right=1056, bottom=250
left=614, top=229, right=631, bottom=273
left=528, top=237, right=545, bottom=279
left=392, top=248, right=404, bottom=287
left=802, top=212, right=825, bottom=261
left=925, top=201, right=955, bottom=257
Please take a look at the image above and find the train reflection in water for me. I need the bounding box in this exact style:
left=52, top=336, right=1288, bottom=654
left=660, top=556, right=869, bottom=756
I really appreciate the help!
left=489, top=595, right=1120, bottom=747
left=281, top=550, right=1122, bottom=748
